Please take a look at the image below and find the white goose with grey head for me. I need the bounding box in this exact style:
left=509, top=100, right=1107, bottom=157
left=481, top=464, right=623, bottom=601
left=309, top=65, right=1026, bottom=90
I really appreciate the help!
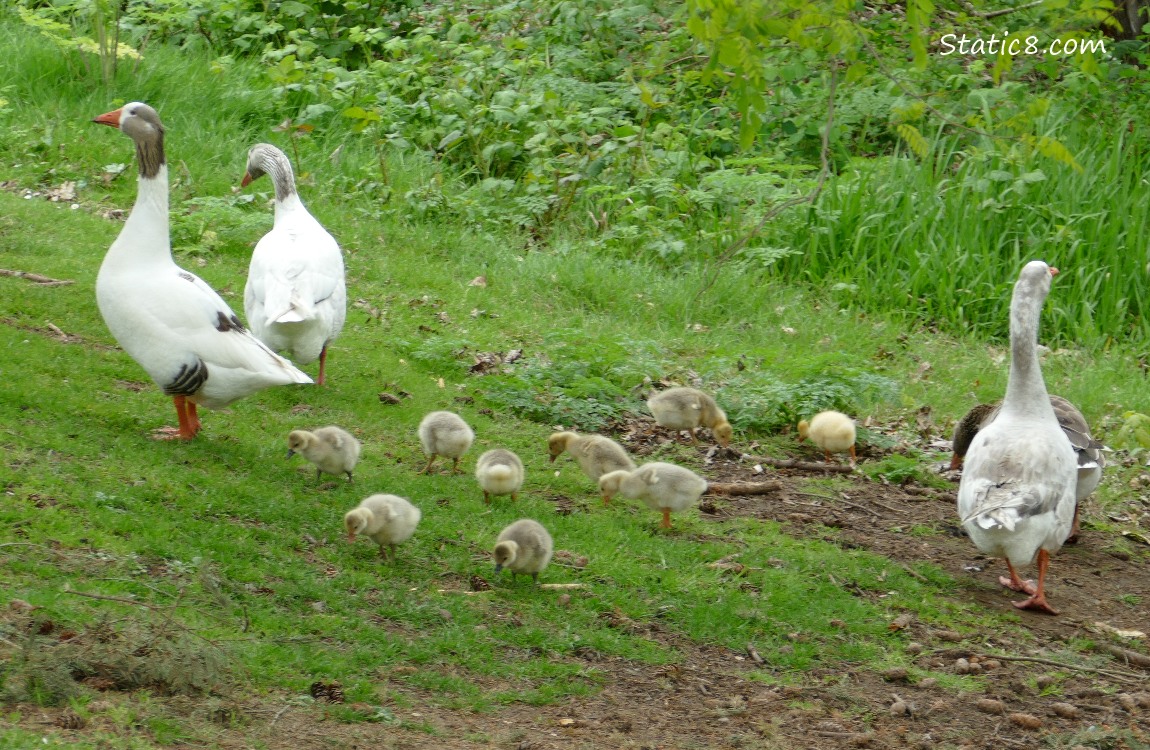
left=94, top=103, right=311, bottom=440
left=957, top=260, right=1076, bottom=615
left=241, top=144, right=346, bottom=385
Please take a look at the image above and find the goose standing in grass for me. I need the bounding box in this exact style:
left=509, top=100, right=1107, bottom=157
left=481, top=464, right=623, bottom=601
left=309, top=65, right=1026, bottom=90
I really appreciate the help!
left=797, top=411, right=857, bottom=464
left=241, top=144, right=346, bottom=386
left=493, top=519, right=553, bottom=583
left=418, top=411, right=474, bottom=474
left=957, top=261, right=1076, bottom=615
left=287, top=426, right=361, bottom=482
left=344, top=494, right=421, bottom=561
left=548, top=431, right=635, bottom=482
left=475, top=448, right=525, bottom=503
left=951, top=395, right=1103, bottom=543
left=92, top=103, right=311, bottom=440
left=647, top=386, right=733, bottom=447
left=598, top=462, right=707, bottom=529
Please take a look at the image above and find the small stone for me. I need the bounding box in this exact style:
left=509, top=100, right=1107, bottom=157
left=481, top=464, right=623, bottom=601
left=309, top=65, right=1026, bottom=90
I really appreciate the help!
left=975, top=698, right=1006, bottom=714
left=1008, top=712, right=1043, bottom=730
left=1117, top=693, right=1137, bottom=712
left=918, top=678, right=938, bottom=689
left=557, top=594, right=571, bottom=607
left=981, top=659, right=1001, bottom=670
left=934, top=629, right=963, bottom=643
left=1035, top=675, right=1057, bottom=690
left=882, top=668, right=909, bottom=682
left=1134, top=692, right=1150, bottom=708
left=87, top=700, right=113, bottom=713
left=905, top=642, right=924, bottom=655
left=1051, top=702, right=1080, bottom=719
left=954, top=658, right=971, bottom=674
left=890, top=699, right=911, bottom=716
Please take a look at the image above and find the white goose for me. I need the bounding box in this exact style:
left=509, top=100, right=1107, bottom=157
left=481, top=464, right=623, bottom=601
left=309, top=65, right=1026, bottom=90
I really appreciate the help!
left=93, top=103, right=311, bottom=439
left=951, top=394, right=1104, bottom=543
left=957, top=261, right=1076, bottom=615
left=241, top=144, right=346, bottom=386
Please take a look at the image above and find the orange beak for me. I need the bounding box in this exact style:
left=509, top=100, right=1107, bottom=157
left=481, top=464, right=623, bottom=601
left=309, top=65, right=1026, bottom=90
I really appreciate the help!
left=240, top=172, right=253, bottom=188
left=93, top=108, right=122, bottom=128
left=1049, top=267, right=1060, bottom=276
left=949, top=454, right=963, bottom=471
left=347, top=532, right=356, bottom=543
left=601, top=493, right=611, bottom=506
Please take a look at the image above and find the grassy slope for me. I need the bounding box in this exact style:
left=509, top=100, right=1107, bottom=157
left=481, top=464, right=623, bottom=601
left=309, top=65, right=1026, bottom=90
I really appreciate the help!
left=0, top=21, right=1146, bottom=749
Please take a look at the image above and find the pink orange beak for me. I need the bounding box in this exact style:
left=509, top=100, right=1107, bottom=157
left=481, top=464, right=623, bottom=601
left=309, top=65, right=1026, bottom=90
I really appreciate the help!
left=240, top=172, right=254, bottom=188
left=1049, top=267, right=1060, bottom=276
left=93, top=108, right=122, bottom=128
left=347, top=532, right=356, bottom=543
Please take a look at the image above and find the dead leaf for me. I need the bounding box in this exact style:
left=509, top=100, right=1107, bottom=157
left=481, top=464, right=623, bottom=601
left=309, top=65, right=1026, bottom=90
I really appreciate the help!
left=888, top=613, right=915, bottom=631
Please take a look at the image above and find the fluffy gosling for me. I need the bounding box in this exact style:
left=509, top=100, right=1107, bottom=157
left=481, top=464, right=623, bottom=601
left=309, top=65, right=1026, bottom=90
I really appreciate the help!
left=418, top=410, right=474, bottom=474
left=547, top=431, right=635, bottom=482
left=598, top=462, right=707, bottom=529
left=797, top=410, right=857, bottom=464
left=287, top=426, right=361, bottom=482
left=344, top=494, right=421, bottom=561
left=475, top=448, right=525, bottom=504
left=646, top=386, right=733, bottom=448
left=493, top=519, right=553, bottom=584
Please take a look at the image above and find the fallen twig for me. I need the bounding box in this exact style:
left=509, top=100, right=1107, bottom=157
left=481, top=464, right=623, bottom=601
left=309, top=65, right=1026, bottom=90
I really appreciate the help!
left=1094, top=643, right=1150, bottom=671
left=0, top=269, right=74, bottom=286
left=707, top=481, right=783, bottom=496
left=899, top=564, right=929, bottom=583
left=981, top=653, right=1143, bottom=685
left=866, top=496, right=904, bottom=514
left=62, top=590, right=169, bottom=610
left=743, top=455, right=854, bottom=474
left=436, top=583, right=585, bottom=595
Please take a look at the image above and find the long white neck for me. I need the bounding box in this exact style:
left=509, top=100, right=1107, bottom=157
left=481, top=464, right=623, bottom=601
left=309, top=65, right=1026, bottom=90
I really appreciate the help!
left=1002, top=282, right=1055, bottom=421
left=103, top=165, right=172, bottom=271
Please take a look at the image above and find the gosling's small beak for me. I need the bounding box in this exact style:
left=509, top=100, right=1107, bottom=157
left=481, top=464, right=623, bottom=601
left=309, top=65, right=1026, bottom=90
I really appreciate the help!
left=240, top=172, right=253, bottom=188
left=601, top=493, right=611, bottom=506
left=286, top=449, right=296, bottom=459
left=1049, top=267, right=1060, bottom=276
left=347, top=532, right=356, bottom=542
left=548, top=454, right=557, bottom=463
left=493, top=563, right=503, bottom=574
left=93, top=108, right=122, bottom=128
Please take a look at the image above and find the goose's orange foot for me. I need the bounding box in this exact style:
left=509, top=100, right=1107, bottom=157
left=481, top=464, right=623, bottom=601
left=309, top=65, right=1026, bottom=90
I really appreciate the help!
left=1012, top=594, right=1059, bottom=615
left=998, top=575, right=1037, bottom=595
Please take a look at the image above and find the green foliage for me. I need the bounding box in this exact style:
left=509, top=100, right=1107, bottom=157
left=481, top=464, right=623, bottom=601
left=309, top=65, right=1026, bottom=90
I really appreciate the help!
left=1113, top=411, right=1150, bottom=450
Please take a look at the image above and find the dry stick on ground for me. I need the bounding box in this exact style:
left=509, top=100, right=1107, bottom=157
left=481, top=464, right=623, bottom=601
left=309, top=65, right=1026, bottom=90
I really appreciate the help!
left=692, top=68, right=838, bottom=304
left=0, top=269, right=74, bottom=286
left=706, top=480, right=783, bottom=495
left=981, top=653, right=1144, bottom=685
left=744, top=455, right=854, bottom=474
left=436, top=583, right=585, bottom=595
left=1094, top=643, right=1150, bottom=671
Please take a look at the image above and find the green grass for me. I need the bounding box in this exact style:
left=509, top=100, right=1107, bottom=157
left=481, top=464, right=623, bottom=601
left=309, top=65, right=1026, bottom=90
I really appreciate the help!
left=1, top=15, right=1148, bottom=750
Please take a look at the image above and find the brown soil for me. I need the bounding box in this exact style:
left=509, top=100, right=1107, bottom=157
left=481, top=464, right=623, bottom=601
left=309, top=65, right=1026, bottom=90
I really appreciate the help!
left=8, top=424, right=1150, bottom=749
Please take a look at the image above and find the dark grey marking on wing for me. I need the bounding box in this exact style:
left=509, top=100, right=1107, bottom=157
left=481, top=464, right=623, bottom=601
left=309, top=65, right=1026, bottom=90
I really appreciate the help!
left=163, top=359, right=208, bottom=396
left=215, top=311, right=246, bottom=333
